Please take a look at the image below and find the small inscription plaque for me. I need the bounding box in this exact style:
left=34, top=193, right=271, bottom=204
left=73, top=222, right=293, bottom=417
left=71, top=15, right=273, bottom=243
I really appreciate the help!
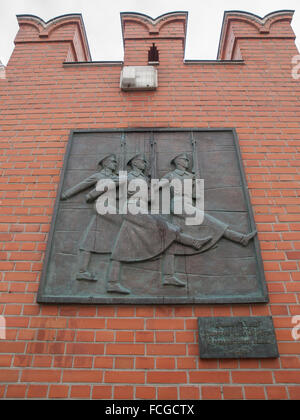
left=198, top=316, right=278, bottom=359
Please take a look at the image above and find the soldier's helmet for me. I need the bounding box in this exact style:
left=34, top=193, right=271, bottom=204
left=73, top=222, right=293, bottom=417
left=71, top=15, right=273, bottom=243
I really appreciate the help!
left=127, top=154, right=149, bottom=167
left=171, top=153, right=191, bottom=166
left=98, top=154, right=117, bottom=168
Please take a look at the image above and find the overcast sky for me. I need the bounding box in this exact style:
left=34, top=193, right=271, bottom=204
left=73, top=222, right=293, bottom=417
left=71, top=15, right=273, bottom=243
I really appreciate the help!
left=1, top=0, right=300, bottom=65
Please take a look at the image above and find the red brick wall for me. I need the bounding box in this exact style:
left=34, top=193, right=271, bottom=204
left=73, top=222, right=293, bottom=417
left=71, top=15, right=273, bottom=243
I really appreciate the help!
left=0, top=11, right=300, bottom=400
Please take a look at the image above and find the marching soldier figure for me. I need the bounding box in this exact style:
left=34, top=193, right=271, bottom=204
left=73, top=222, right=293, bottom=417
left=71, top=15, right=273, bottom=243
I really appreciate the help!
left=61, top=154, right=119, bottom=282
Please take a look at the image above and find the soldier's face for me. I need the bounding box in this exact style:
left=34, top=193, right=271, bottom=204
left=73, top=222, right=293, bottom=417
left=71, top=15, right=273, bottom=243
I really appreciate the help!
left=132, top=159, right=146, bottom=170
left=175, top=157, right=189, bottom=169
left=105, top=158, right=117, bottom=171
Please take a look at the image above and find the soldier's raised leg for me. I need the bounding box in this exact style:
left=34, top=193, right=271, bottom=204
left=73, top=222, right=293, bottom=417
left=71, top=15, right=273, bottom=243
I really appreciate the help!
left=223, top=228, right=257, bottom=246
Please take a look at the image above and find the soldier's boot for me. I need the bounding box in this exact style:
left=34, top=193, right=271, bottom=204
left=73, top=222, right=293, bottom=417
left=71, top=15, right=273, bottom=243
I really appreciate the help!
left=76, top=250, right=97, bottom=281
left=224, top=229, right=257, bottom=246
left=76, top=271, right=97, bottom=281
left=163, top=254, right=186, bottom=287
left=106, top=260, right=131, bottom=294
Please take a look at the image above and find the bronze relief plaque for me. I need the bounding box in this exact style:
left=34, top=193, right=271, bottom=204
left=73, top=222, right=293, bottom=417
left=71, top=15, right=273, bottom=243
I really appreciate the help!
left=37, top=129, right=267, bottom=304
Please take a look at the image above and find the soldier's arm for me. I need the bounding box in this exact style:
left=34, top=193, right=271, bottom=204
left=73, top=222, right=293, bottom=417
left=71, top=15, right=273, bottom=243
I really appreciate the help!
left=85, top=188, right=103, bottom=203
left=61, top=173, right=99, bottom=200
left=86, top=174, right=120, bottom=203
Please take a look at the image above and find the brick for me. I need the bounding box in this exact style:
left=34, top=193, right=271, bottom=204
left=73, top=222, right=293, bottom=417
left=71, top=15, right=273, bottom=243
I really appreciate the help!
left=107, top=318, right=144, bottom=330
left=13, top=355, right=32, bottom=367
left=0, top=355, right=12, bottom=366
left=135, top=357, right=155, bottom=369
left=27, top=385, right=48, bottom=398
left=232, top=372, right=273, bottom=384
left=278, top=342, right=300, bottom=354
left=66, top=343, right=104, bottom=355
left=288, top=386, right=300, bottom=400
left=0, top=342, right=25, bottom=353
left=176, top=331, right=195, bottom=343
left=156, top=358, right=175, bottom=369
left=116, top=307, right=135, bottom=317
left=175, top=307, right=193, bottom=317
left=26, top=342, right=65, bottom=355
left=56, top=330, right=76, bottom=341
left=115, top=357, right=134, bottom=369
left=135, top=331, right=154, bottom=342
left=58, top=306, right=78, bottom=316
left=177, top=357, right=197, bottom=369
left=115, top=331, right=134, bottom=342
left=147, top=344, right=186, bottom=356
left=33, top=355, right=52, bottom=367
left=0, top=369, right=20, bottom=382
left=6, top=385, right=27, bottom=398
left=136, top=386, right=156, bottom=399
left=201, top=386, right=222, bottom=400
left=94, top=357, right=114, bottom=369
left=274, top=371, right=300, bottom=384
left=266, top=386, right=288, bottom=400
left=114, top=385, right=134, bottom=399
left=286, top=252, right=300, bottom=260
left=78, top=306, right=97, bottom=317
left=281, top=357, right=300, bottom=369
left=49, top=385, right=69, bottom=399
left=179, top=386, right=200, bottom=400
left=185, top=319, right=198, bottom=330
left=92, top=386, right=112, bottom=399
left=223, top=386, right=243, bottom=400
left=36, top=329, right=56, bottom=341
left=190, top=371, right=230, bottom=384
left=68, top=318, right=105, bottom=329
left=155, top=307, right=174, bottom=317
left=53, top=356, right=73, bottom=368
left=219, top=359, right=239, bottom=369
left=136, top=307, right=154, bottom=317
left=106, top=344, right=145, bottom=355
left=95, top=331, right=114, bottom=342
left=157, top=387, right=178, bottom=400
left=187, top=344, right=200, bottom=356
left=75, top=331, right=95, bottom=342
left=70, top=385, right=91, bottom=399
left=146, top=319, right=184, bottom=330
left=63, top=370, right=103, bottom=383
left=105, top=371, right=145, bottom=384
left=21, top=369, right=61, bottom=383
left=244, top=386, right=266, bottom=400
left=155, top=331, right=174, bottom=342
left=0, top=293, right=35, bottom=304
left=74, top=356, right=93, bottom=368
left=212, top=306, right=232, bottom=317
left=29, top=317, right=67, bottom=329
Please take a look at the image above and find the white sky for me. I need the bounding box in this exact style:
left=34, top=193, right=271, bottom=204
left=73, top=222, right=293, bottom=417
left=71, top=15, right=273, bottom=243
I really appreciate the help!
left=1, top=0, right=300, bottom=65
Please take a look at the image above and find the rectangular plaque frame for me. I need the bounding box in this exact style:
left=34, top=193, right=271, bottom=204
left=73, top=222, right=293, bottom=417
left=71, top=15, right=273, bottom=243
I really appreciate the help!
left=37, top=128, right=268, bottom=305
left=198, top=316, right=279, bottom=358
